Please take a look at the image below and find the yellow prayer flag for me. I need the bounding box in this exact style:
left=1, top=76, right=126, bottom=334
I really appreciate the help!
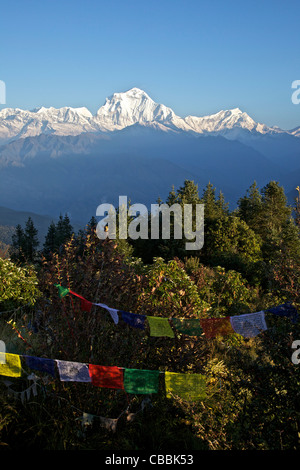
left=147, top=316, right=175, bottom=338
left=0, top=353, right=22, bottom=377
left=165, top=371, right=206, bottom=401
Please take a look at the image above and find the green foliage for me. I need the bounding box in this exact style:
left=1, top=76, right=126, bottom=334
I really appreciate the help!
left=0, top=257, right=41, bottom=309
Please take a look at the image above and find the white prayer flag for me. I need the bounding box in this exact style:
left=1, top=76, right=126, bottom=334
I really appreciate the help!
left=56, top=360, right=91, bottom=382
left=94, top=303, right=119, bottom=325
left=230, top=311, right=267, bottom=338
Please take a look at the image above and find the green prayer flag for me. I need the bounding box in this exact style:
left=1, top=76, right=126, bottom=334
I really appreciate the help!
left=147, top=316, right=175, bottom=338
left=124, top=368, right=160, bottom=394
left=172, top=318, right=203, bottom=336
left=54, top=284, right=70, bottom=299
left=165, top=371, right=206, bottom=401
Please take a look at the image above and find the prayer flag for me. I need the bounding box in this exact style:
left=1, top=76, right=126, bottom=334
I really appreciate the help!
left=230, top=311, right=267, bottom=338
left=267, top=302, right=298, bottom=324
left=89, top=364, right=124, bottom=389
left=0, top=353, right=22, bottom=378
left=69, top=291, right=93, bottom=312
left=200, top=316, right=233, bottom=339
left=165, top=371, right=206, bottom=401
left=56, top=359, right=91, bottom=382
left=94, top=303, right=119, bottom=324
left=120, top=310, right=146, bottom=330
left=24, top=355, right=56, bottom=377
left=124, top=368, right=160, bottom=394
left=54, top=284, right=70, bottom=299
left=147, top=316, right=175, bottom=338
left=172, top=318, right=203, bottom=336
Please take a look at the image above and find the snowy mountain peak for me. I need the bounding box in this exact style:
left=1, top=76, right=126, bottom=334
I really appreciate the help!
left=0, top=87, right=296, bottom=144
left=95, top=87, right=176, bottom=131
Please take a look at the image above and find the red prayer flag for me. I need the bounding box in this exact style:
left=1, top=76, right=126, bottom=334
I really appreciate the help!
left=200, top=316, right=234, bottom=339
left=69, top=291, right=93, bottom=312
left=88, top=364, right=124, bottom=389
left=80, top=298, right=93, bottom=312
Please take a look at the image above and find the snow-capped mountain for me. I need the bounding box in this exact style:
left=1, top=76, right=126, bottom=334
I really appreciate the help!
left=0, top=87, right=294, bottom=145
left=0, top=87, right=299, bottom=224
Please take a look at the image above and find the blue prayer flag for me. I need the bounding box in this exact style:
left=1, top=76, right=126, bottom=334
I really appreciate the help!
left=267, top=303, right=298, bottom=324
left=24, top=355, right=56, bottom=377
left=120, top=310, right=146, bottom=330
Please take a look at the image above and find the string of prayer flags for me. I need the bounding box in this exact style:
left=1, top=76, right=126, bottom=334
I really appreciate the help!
left=172, top=318, right=203, bottom=336
left=267, top=302, right=298, bottom=324
left=24, top=355, right=56, bottom=377
left=165, top=371, right=206, bottom=401
left=0, top=353, right=22, bottom=378
left=89, top=364, right=124, bottom=389
left=200, top=316, right=234, bottom=339
left=124, top=368, right=160, bottom=394
left=3, top=373, right=39, bottom=402
left=120, top=310, right=146, bottom=330
left=54, top=284, right=70, bottom=299
left=230, top=311, right=267, bottom=338
left=94, top=303, right=119, bottom=325
left=56, top=360, right=91, bottom=382
left=147, top=316, right=175, bottom=338
left=69, top=291, right=93, bottom=312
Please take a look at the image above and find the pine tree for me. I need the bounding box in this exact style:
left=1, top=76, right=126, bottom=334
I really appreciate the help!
left=10, top=224, right=25, bottom=263
left=259, top=181, right=300, bottom=263
left=10, top=218, right=39, bottom=263
left=238, top=181, right=263, bottom=232
left=166, top=185, right=178, bottom=206
left=23, top=217, right=39, bottom=262
left=260, top=181, right=292, bottom=234
left=87, top=216, right=97, bottom=234
left=216, top=190, right=230, bottom=218
left=201, top=182, right=217, bottom=219
left=177, top=180, right=201, bottom=205
left=55, top=213, right=74, bottom=249
left=43, top=222, right=57, bottom=257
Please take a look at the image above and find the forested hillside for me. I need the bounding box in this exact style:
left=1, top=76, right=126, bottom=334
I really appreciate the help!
left=1, top=179, right=300, bottom=450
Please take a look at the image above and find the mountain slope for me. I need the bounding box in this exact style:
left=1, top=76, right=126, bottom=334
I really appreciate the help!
left=0, top=126, right=284, bottom=222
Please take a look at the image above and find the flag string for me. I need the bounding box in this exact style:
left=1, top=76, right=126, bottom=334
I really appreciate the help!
left=53, top=284, right=298, bottom=340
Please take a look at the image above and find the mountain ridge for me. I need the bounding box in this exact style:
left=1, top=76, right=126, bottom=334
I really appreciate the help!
left=0, top=87, right=299, bottom=224
left=0, top=87, right=297, bottom=145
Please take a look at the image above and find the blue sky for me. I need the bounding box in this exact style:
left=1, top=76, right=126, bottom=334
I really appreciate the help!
left=1, top=0, right=300, bottom=129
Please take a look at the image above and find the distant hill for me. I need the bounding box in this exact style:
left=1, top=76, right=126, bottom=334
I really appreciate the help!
left=0, top=206, right=83, bottom=247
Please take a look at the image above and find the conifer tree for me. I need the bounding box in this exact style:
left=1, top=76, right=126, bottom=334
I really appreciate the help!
left=10, top=224, right=25, bottom=263
left=10, top=218, right=39, bottom=263
left=24, top=217, right=39, bottom=262
left=43, top=222, right=57, bottom=257
left=237, top=181, right=262, bottom=232
left=55, top=213, right=74, bottom=249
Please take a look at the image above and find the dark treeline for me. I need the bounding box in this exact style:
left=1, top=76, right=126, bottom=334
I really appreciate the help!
left=9, top=179, right=300, bottom=290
